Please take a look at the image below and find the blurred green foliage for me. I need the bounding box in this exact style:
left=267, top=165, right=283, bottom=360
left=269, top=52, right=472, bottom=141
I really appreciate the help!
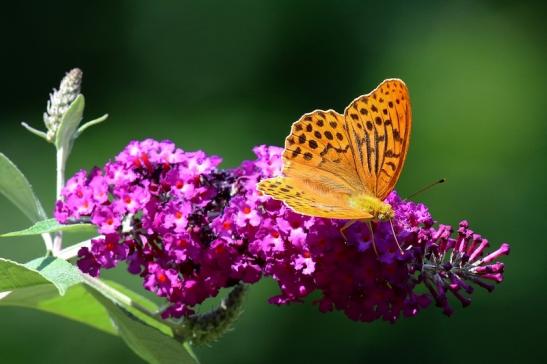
left=0, top=1, right=545, bottom=363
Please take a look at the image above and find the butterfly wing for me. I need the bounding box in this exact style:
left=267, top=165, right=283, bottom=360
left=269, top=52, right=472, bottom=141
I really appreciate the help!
left=282, top=109, right=370, bottom=195
left=258, top=79, right=411, bottom=218
left=257, top=176, right=373, bottom=219
left=344, top=79, right=411, bottom=200
left=257, top=108, right=373, bottom=219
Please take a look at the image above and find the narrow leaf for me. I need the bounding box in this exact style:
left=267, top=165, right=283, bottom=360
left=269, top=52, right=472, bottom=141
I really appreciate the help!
left=55, top=94, right=84, bottom=150
left=88, top=287, right=199, bottom=364
left=1, top=218, right=96, bottom=237
left=0, top=153, right=47, bottom=222
left=76, top=113, right=108, bottom=136
left=20, top=122, right=49, bottom=141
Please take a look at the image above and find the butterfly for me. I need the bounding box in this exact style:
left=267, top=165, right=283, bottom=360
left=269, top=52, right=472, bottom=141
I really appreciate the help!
left=257, top=79, right=411, bottom=252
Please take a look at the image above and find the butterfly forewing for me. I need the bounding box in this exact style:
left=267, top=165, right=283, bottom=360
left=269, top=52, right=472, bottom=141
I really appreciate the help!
left=282, top=109, right=365, bottom=195
left=257, top=108, right=373, bottom=219
left=344, top=79, right=411, bottom=200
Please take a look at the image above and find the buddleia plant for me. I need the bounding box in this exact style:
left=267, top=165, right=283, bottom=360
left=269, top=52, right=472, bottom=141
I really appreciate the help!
left=0, top=69, right=510, bottom=363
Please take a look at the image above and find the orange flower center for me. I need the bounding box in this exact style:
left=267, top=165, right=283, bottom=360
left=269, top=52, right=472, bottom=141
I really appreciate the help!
left=157, top=272, right=167, bottom=283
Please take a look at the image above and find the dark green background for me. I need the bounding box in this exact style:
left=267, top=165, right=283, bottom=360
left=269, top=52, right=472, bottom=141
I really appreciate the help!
left=0, top=1, right=545, bottom=363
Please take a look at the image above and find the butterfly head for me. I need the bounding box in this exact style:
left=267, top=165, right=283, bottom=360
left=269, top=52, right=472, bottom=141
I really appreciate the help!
left=349, top=194, right=394, bottom=222
left=374, top=202, right=395, bottom=222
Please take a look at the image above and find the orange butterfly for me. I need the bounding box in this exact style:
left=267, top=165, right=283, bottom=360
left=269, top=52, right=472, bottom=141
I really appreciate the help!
left=257, top=79, right=411, bottom=253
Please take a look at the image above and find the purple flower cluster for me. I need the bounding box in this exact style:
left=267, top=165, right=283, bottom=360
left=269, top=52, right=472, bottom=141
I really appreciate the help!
left=55, top=139, right=509, bottom=321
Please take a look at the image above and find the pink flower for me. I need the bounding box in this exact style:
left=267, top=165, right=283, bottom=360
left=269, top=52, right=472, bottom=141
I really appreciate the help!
left=56, top=139, right=509, bottom=321
left=144, top=262, right=181, bottom=297
left=91, top=206, right=121, bottom=235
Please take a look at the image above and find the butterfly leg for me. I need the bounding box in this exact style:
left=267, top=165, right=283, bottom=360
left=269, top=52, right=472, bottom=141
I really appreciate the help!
left=340, top=220, right=357, bottom=242
left=366, top=221, right=379, bottom=256
left=389, top=219, right=404, bottom=255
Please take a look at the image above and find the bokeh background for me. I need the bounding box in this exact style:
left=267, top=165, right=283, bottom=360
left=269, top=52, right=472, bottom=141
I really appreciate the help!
left=0, top=1, right=545, bottom=363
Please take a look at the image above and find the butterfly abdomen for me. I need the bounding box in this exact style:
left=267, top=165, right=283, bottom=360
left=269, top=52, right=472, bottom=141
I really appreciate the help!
left=348, top=194, right=394, bottom=221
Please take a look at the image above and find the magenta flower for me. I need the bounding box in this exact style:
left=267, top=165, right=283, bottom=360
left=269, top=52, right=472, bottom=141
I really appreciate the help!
left=91, top=206, right=121, bottom=235
left=419, top=221, right=510, bottom=315
left=56, top=139, right=509, bottom=321
left=144, top=262, right=182, bottom=297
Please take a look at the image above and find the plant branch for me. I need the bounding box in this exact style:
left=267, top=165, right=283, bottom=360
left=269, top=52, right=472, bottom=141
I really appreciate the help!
left=52, top=147, right=67, bottom=255
left=41, top=233, right=54, bottom=253
left=57, top=237, right=97, bottom=260
left=81, top=274, right=158, bottom=318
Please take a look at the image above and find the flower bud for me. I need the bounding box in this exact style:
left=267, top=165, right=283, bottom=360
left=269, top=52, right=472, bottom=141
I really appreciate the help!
left=43, top=68, right=82, bottom=141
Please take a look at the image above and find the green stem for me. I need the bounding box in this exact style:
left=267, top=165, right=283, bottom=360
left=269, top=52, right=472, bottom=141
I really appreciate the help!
left=52, top=147, right=67, bottom=255
left=41, top=233, right=54, bottom=254
left=57, top=237, right=96, bottom=260
left=81, top=274, right=158, bottom=319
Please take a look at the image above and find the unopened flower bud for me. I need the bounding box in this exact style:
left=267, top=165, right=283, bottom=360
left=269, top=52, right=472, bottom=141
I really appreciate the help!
left=43, top=68, right=82, bottom=141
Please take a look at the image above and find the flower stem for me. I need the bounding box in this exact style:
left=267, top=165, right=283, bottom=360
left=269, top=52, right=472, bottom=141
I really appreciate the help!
left=41, top=233, right=54, bottom=254
left=81, top=274, right=157, bottom=318
left=52, top=147, right=67, bottom=255
left=57, top=237, right=96, bottom=260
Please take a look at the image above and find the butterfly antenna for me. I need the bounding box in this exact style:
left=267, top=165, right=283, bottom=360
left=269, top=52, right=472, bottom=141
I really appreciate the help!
left=389, top=219, right=404, bottom=255
left=406, top=178, right=446, bottom=199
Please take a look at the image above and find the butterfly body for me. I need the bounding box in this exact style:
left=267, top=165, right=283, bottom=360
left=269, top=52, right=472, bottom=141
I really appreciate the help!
left=258, top=79, right=411, bottom=227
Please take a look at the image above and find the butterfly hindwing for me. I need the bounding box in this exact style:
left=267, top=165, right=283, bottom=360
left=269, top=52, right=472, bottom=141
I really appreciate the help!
left=257, top=176, right=372, bottom=219
left=344, top=79, right=411, bottom=200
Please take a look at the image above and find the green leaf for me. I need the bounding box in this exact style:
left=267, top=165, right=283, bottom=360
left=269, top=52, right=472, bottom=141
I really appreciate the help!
left=0, top=153, right=47, bottom=222
left=24, top=256, right=83, bottom=295
left=0, top=279, right=161, bottom=337
left=183, top=343, right=199, bottom=363
left=0, top=257, right=82, bottom=295
left=76, top=113, right=109, bottom=136
left=55, top=94, right=84, bottom=150
left=0, top=257, right=196, bottom=363
left=88, top=287, right=199, bottom=364
left=0, top=258, right=50, bottom=291
left=0, top=284, right=116, bottom=335
left=1, top=218, right=96, bottom=237
left=20, top=122, right=49, bottom=141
